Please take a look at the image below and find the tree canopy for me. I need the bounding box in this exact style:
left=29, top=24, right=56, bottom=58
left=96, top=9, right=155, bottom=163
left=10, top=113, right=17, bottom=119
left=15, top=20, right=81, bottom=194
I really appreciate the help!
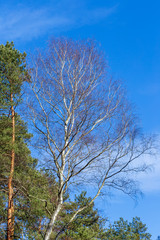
left=0, top=41, right=29, bottom=112
left=106, top=217, right=151, bottom=240
left=0, top=39, right=154, bottom=239
left=28, top=38, right=152, bottom=239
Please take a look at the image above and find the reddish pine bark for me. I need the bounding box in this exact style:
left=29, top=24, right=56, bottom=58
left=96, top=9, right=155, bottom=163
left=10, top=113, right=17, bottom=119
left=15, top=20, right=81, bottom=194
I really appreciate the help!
left=38, top=218, right=42, bottom=234
left=7, top=93, right=15, bottom=240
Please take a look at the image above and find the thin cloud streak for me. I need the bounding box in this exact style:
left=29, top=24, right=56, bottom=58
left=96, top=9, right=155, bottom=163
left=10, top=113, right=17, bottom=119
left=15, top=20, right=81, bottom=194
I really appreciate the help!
left=0, top=1, right=117, bottom=41
left=133, top=152, right=160, bottom=193
left=0, top=7, right=72, bottom=40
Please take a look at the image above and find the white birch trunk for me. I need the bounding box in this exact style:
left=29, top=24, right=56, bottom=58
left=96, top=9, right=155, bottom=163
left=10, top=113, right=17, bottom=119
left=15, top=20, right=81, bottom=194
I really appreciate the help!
left=44, top=203, right=62, bottom=240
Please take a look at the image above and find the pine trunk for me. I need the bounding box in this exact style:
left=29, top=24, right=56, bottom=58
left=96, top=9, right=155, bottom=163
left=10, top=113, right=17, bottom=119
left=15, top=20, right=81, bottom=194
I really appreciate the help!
left=7, top=93, right=15, bottom=240
left=38, top=217, right=42, bottom=235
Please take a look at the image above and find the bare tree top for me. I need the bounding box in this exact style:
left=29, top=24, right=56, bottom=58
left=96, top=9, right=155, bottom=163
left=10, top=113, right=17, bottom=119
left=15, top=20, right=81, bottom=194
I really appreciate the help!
left=27, top=37, right=153, bottom=240
left=28, top=38, right=152, bottom=186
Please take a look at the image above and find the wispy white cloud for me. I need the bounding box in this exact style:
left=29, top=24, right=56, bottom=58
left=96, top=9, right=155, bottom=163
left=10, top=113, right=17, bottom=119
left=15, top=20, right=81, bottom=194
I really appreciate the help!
left=0, top=1, right=117, bottom=42
left=133, top=151, right=160, bottom=193
left=0, top=6, right=72, bottom=41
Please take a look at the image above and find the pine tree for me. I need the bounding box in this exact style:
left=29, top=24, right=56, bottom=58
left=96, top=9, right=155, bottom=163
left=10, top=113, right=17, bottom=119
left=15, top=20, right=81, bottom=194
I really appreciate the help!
left=0, top=114, right=58, bottom=239
left=0, top=41, right=29, bottom=239
left=0, top=42, right=59, bottom=239
left=105, top=217, right=151, bottom=240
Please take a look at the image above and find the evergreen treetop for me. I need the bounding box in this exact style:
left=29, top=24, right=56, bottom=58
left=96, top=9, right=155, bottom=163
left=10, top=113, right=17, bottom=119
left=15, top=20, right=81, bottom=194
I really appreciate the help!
left=0, top=41, right=29, bottom=112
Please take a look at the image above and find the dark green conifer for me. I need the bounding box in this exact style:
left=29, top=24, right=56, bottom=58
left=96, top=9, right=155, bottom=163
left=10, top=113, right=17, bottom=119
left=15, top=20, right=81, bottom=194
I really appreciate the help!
left=105, top=217, right=151, bottom=240
left=0, top=42, right=29, bottom=239
left=54, top=192, right=107, bottom=240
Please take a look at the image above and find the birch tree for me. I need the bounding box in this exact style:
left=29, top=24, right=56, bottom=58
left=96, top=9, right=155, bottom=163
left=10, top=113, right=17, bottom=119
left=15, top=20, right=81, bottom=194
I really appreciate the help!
left=28, top=38, right=153, bottom=240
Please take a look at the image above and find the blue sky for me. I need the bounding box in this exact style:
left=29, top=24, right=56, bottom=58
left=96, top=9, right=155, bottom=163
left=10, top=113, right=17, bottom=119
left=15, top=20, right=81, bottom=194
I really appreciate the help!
left=1, top=0, right=160, bottom=239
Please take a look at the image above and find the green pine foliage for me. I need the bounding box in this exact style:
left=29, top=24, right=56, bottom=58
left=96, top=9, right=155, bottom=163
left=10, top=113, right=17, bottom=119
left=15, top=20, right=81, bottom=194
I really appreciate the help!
left=20, top=170, right=58, bottom=239
left=105, top=217, right=152, bottom=240
left=0, top=114, right=58, bottom=239
left=0, top=41, right=29, bottom=112
left=54, top=192, right=107, bottom=240
left=0, top=115, right=36, bottom=238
